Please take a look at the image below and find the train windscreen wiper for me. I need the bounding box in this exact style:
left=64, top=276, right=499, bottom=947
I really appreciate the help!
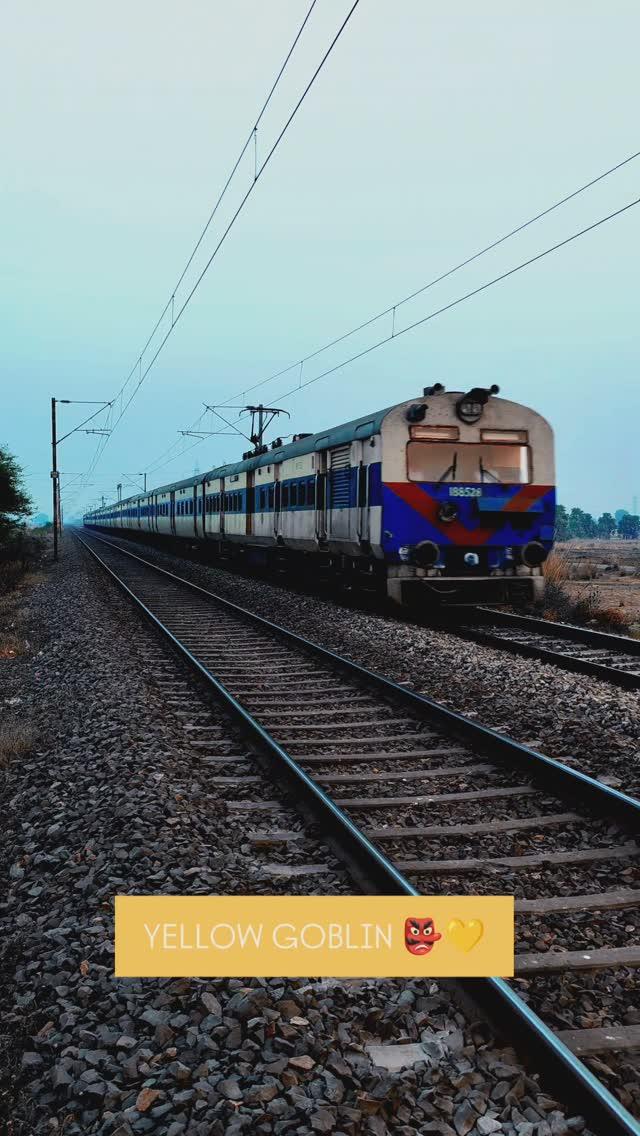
left=438, top=452, right=457, bottom=482
left=479, top=457, right=501, bottom=484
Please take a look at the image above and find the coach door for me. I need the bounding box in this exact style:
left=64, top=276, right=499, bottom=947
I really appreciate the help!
left=219, top=477, right=225, bottom=536
left=314, top=452, right=327, bottom=541
left=356, top=447, right=370, bottom=544
left=328, top=444, right=352, bottom=540
left=246, top=471, right=254, bottom=536
left=273, top=465, right=282, bottom=540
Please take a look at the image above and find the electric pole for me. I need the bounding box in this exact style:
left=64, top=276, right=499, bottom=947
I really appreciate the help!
left=51, top=397, right=59, bottom=561
left=49, top=396, right=111, bottom=561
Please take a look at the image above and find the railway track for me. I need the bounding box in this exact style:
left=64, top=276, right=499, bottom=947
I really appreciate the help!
left=75, top=529, right=640, bottom=1136
left=456, top=609, right=640, bottom=690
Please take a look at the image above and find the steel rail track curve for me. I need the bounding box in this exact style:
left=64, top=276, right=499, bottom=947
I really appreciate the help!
left=74, top=530, right=640, bottom=1136
left=457, top=608, right=640, bottom=690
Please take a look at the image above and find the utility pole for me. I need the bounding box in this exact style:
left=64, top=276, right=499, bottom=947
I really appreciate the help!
left=49, top=396, right=111, bottom=561
left=138, top=472, right=147, bottom=493
left=51, top=397, right=59, bottom=561
left=117, top=483, right=122, bottom=503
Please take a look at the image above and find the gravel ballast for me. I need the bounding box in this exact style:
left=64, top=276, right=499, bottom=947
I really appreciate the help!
left=0, top=536, right=598, bottom=1135
left=82, top=533, right=640, bottom=799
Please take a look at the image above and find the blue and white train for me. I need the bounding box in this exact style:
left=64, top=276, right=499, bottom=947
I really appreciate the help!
left=84, top=385, right=556, bottom=606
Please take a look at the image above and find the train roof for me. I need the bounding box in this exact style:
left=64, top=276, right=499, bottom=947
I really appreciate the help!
left=148, top=404, right=393, bottom=498
left=87, top=405, right=392, bottom=513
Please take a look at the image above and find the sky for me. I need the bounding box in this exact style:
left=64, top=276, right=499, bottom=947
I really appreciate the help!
left=2, top=0, right=639, bottom=521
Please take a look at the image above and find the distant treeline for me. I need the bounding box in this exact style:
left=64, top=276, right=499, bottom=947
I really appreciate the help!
left=556, top=505, right=639, bottom=541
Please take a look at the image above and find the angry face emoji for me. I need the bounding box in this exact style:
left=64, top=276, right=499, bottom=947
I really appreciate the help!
left=404, top=917, right=442, bottom=956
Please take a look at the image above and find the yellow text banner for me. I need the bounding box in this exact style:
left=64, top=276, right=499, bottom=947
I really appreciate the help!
left=115, top=895, right=513, bottom=977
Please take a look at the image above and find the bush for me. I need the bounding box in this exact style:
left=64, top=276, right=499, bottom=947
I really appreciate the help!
left=0, top=531, right=45, bottom=595
left=0, top=721, right=35, bottom=768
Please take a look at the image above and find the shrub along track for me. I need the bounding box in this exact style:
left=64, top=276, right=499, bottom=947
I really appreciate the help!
left=75, top=531, right=640, bottom=1135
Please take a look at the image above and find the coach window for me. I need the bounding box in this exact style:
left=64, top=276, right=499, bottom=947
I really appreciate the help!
left=268, top=486, right=274, bottom=508
left=290, top=484, right=297, bottom=507
left=282, top=485, right=289, bottom=508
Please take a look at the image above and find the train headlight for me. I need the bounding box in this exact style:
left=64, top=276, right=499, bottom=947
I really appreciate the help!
left=455, top=384, right=500, bottom=424
left=522, top=540, right=548, bottom=567
left=406, top=403, right=427, bottom=424
left=438, top=502, right=458, bottom=523
left=464, top=552, right=480, bottom=567
left=413, top=540, right=440, bottom=567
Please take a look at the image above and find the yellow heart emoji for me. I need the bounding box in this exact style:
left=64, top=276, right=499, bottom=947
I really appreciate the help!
left=447, top=919, right=484, bottom=951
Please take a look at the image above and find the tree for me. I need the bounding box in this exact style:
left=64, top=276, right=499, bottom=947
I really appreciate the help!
left=582, top=512, right=597, bottom=537
left=597, top=512, right=617, bottom=539
left=567, top=507, right=593, bottom=539
left=0, top=446, right=32, bottom=543
left=554, top=504, right=569, bottom=541
left=618, top=513, right=640, bottom=540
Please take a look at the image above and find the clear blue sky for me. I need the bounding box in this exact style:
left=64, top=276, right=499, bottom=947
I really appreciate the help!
left=2, top=1, right=638, bottom=521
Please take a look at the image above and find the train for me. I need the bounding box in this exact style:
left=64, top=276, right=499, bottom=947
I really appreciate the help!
left=83, top=385, right=555, bottom=606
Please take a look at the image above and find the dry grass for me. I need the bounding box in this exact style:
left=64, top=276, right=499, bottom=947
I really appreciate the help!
left=543, top=550, right=571, bottom=583
left=536, top=577, right=633, bottom=631
left=0, top=721, right=35, bottom=769
left=596, top=606, right=633, bottom=629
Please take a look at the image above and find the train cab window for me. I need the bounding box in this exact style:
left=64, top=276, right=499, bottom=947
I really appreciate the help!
left=407, top=441, right=530, bottom=484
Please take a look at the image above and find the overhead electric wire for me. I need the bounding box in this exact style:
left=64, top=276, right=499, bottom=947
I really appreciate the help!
left=77, top=195, right=639, bottom=514
left=119, top=0, right=320, bottom=381
left=127, top=191, right=640, bottom=496
left=261, top=196, right=640, bottom=405
left=139, top=146, right=640, bottom=480
left=214, top=146, right=640, bottom=410
left=75, top=0, right=360, bottom=495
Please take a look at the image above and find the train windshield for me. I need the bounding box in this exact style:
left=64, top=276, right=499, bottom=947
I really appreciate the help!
left=407, top=442, right=530, bottom=484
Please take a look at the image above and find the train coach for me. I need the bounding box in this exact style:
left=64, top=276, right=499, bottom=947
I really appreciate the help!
left=84, top=385, right=555, bottom=606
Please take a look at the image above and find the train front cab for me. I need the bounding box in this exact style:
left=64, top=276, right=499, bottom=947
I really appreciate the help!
left=380, top=388, right=555, bottom=607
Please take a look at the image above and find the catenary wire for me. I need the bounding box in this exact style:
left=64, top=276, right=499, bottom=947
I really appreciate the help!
left=213, top=146, right=640, bottom=410
left=139, top=148, right=640, bottom=479
left=75, top=0, right=361, bottom=493
left=81, top=193, right=639, bottom=508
